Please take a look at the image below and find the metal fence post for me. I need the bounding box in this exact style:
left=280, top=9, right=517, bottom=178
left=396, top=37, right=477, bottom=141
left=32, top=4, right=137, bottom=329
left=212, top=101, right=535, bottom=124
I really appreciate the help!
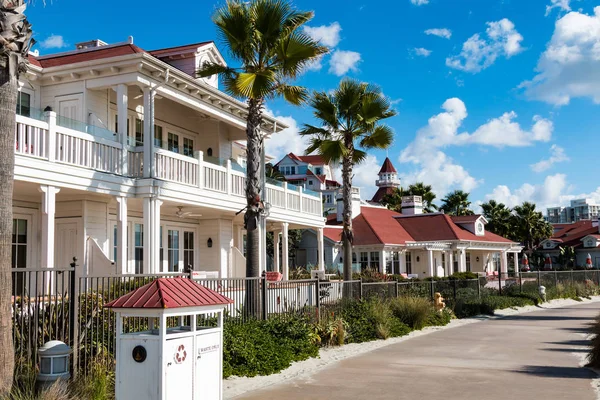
left=453, top=279, right=457, bottom=302
left=395, top=281, right=399, bottom=298
left=430, top=280, right=435, bottom=300
left=315, top=278, right=321, bottom=323
left=537, top=270, right=541, bottom=287
left=498, top=272, right=502, bottom=295
left=554, top=271, right=558, bottom=287
left=261, top=276, right=267, bottom=320
left=519, top=272, right=523, bottom=293
left=359, top=279, right=363, bottom=300
left=570, top=269, right=574, bottom=286
left=477, top=277, right=481, bottom=299
left=69, top=258, right=78, bottom=377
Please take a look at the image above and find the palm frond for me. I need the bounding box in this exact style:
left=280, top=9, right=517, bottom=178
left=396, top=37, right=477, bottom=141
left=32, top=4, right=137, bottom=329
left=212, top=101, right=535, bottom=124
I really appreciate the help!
left=213, top=1, right=254, bottom=64
left=317, top=139, right=347, bottom=163
left=359, top=125, right=394, bottom=149
left=235, top=70, right=277, bottom=99
left=361, top=92, right=397, bottom=125
left=274, top=84, right=309, bottom=105
left=281, top=10, right=314, bottom=37
left=196, top=62, right=237, bottom=79
left=310, top=92, right=339, bottom=130
left=276, top=33, right=328, bottom=78
left=352, top=149, right=367, bottom=164
left=299, top=124, right=331, bottom=138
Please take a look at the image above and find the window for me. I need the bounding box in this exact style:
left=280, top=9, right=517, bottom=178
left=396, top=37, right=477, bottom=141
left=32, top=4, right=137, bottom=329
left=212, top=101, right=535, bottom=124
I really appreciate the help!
left=360, top=252, right=368, bottom=269
left=392, top=252, right=400, bottom=274
left=168, top=230, right=180, bottom=272
left=453, top=251, right=459, bottom=272
left=325, top=194, right=333, bottom=204
left=12, top=219, right=27, bottom=268
left=16, top=92, right=31, bottom=117
left=168, top=132, right=179, bottom=153
left=184, top=231, right=194, bottom=270
left=114, top=115, right=130, bottom=135
left=466, top=252, right=471, bottom=272
left=154, top=125, right=163, bottom=148
left=134, top=224, right=143, bottom=274
left=207, top=148, right=213, bottom=157
left=352, top=253, right=357, bottom=265
left=308, top=180, right=313, bottom=186
left=406, top=252, right=412, bottom=275
left=370, top=252, right=380, bottom=270
left=315, top=167, right=322, bottom=175
left=113, top=225, right=117, bottom=262
left=183, top=138, right=194, bottom=157
left=135, top=118, right=144, bottom=145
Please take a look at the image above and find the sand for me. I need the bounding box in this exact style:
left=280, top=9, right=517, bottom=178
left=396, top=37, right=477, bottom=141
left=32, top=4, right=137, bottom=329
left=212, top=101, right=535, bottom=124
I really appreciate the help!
left=224, top=296, right=600, bottom=400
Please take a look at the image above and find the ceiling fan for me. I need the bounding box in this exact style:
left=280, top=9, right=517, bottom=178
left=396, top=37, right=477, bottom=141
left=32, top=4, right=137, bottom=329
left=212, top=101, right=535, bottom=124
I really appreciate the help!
left=175, top=206, right=202, bottom=219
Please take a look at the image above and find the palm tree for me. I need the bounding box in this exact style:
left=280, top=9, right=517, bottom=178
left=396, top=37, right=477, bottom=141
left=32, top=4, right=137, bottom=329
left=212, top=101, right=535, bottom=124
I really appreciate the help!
left=440, top=190, right=473, bottom=216
left=558, top=246, right=576, bottom=269
left=0, top=1, right=33, bottom=393
left=381, top=187, right=409, bottom=212
left=481, top=200, right=511, bottom=237
left=407, top=182, right=438, bottom=213
left=511, top=202, right=553, bottom=253
left=197, top=0, right=327, bottom=281
left=301, top=79, right=396, bottom=281
left=265, top=163, right=285, bottom=181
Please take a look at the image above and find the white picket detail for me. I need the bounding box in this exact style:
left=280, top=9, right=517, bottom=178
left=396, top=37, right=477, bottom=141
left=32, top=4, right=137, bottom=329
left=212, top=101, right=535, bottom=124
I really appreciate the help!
left=287, top=191, right=300, bottom=211
left=55, top=127, right=121, bottom=173
left=302, top=197, right=321, bottom=216
left=231, top=171, right=246, bottom=197
left=266, top=186, right=286, bottom=208
left=154, top=149, right=198, bottom=186
left=128, top=150, right=143, bottom=177
left=15, top=122, right=47, bottom=158
left=204, top=163, right=227, bottom=192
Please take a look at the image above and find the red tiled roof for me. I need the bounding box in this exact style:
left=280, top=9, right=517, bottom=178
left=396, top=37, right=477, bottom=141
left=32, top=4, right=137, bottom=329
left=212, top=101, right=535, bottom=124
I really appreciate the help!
left=306, top=170, right=326, bottom=183
left=326, top=179, right=341, bottom=187
left=27, top=55, right=42, bottom=68
left=396, top=213, right=514, bottom=244
left=378, top=157, right=397, bottom=174
left=149, top=41, right=212, bottom=57
left=371, top=186, right=396, bottom=203
left=297, top=154, right=326, bottom=164
left=323, top=227, right=342, bottom=242
left=357, top=207, right=412, bottom=245
left=104, top=278, right=233, bottom=309
left=34, top=44, right=145, bottom=68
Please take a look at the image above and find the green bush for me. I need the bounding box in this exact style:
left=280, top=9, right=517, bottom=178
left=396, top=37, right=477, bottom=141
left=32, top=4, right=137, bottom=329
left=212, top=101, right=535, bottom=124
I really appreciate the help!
left=453, top=295, right=536, bottom=318
left=426, top=308, right=454, bottom=327
left=222, top=315, right=319, bottom=378
left=449, top=272, right=479, bottom=280
left=389, top=296, right=431, bottom=330
left=340, top=298, right=411, bottom=343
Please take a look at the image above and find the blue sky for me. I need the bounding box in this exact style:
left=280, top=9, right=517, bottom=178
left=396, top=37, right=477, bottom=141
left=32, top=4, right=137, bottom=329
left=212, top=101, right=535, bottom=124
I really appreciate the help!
left=26, top=0, right=600, bottom=210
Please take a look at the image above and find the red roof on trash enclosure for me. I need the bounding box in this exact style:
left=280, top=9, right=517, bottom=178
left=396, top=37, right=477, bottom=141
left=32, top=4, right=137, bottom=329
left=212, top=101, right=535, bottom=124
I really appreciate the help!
left=104, top=278, right=233, bottom=309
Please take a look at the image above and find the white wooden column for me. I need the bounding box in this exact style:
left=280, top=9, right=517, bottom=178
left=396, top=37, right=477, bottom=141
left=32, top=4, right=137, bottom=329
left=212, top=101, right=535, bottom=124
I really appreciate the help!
left=427, top=249, right=435, bottom=277
left=449, top=251, right=454, bottom=276
left=514, top=252, right=520, bottom=276
left=45, top=110, right=57, bottom=162
left=459, top=250, right=467, bottom=273
left=399, top=250, right=406, bottom=274
left=40, top=185, right=60, bottom=269
left=380, top=250, right=387, bottom=274
left=116, top=197, right=128, bottom=274
left=273, top=231, right=281, bottom=273
left=281, top=222, right=289, bottom=280
left=143, top=197, right=162, bottom=273
left=143, top=87, right=155, bottom=178
left=317, top=227, right=325, bottom=271
left=116, top=84, right=129, bottom=176
left=500, top=251, right=508, bottom=275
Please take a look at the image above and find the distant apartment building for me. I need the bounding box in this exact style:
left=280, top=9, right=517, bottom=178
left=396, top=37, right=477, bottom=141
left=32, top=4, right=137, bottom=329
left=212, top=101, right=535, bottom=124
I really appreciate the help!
left=547, top=199, right=600, bottom=223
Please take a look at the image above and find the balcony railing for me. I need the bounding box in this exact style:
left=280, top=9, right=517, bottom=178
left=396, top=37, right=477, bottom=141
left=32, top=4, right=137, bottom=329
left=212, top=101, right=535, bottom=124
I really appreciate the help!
left=15, top=112, right=323, bottom=217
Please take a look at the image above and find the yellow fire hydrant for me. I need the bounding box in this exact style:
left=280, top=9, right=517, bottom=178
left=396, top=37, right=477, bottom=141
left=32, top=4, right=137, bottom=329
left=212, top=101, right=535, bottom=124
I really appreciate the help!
left=434, top=292, right=445, bottom=312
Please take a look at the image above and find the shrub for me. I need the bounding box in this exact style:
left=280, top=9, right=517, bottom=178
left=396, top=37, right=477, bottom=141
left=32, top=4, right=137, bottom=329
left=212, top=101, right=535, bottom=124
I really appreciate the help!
left=223, top=315, right=319, bottom=378
left=340, top=298, right=410, bottom=343
left=315, top=317, right=348, bottom=346
left=389, top=297, right=431, bottom=330
left=453, top=295, right=536, bottom=318
left=426, top=308, right=454, bottom=327
left=449, top=272, right=479, bottom=280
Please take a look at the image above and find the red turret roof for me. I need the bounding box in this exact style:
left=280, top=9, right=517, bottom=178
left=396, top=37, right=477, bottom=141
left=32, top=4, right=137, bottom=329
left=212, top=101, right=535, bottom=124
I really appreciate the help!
left=378, top=157, right=397, bottom=174
left=104, top=278, right=233, bottom=309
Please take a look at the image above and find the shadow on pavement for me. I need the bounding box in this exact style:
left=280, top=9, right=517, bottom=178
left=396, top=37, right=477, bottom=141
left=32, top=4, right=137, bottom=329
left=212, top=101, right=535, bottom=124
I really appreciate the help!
left=515, top=365, right=596, bottom=379
left=545, top=340, right=590, bottom=347
left=543, top=348, right=589, bottom=353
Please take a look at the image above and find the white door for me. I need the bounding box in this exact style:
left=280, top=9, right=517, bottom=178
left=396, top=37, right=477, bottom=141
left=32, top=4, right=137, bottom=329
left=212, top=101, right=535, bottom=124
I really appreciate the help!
left=165, top=227, right=196, bottom=273
left=165, top=336, right=194, bottom=400
left=55, top=221, right=78, bottom=269
left=57, top=95, right=83, bottom=126
left=195, top=331, right=221, bottom=400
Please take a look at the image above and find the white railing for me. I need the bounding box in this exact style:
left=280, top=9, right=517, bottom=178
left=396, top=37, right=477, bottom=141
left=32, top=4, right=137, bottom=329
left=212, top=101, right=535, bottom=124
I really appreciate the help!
left=15, top=113, right=324, bottom=218
left=155, top=149, right=198, bottom=186
left=128, top=148, right=143, bottom=178
left=15, top=119, right=48, bottom=159
left=55, top=126, right=121, bottom=174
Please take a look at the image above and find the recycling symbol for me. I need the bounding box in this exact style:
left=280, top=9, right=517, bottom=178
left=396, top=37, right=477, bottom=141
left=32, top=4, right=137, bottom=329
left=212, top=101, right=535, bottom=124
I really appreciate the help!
left=174, top=344, right=187, bottom=364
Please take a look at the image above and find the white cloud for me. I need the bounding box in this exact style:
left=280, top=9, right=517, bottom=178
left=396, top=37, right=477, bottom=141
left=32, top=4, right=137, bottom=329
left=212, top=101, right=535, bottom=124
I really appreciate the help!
left=39, top=34, right=67, bottom=49
left=484, top=174, right=569, bottom=211
left=303, top=22, right=342, bottom=48
left=545, top=0, right=572, bottom=16
left=329, top=50, right=361, bottom=76
left=410, top=0, right=429, bottom=5
left=530, top=145, right=569, bottom=172
left=398, top=98, right=553, bottom=197
left=303, top=55, right=324, bottom=72
left=414, top=47, right=432, bottom=57
left=446, top=18, right=524, bottom=73
left=264, top=115, right=310, bottom=162
left=521, top=7, right=600, bottom=105
left=425, top=28, right=452, bottom=39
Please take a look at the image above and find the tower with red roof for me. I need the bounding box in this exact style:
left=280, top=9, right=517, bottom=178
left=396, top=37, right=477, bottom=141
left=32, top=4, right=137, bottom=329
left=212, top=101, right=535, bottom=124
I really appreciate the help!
left=371, top=157, right=401, bottom=203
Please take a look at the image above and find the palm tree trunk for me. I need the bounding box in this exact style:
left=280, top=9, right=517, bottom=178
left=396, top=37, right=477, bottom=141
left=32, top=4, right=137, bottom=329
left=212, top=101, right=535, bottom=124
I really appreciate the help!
left=244, top=97, right=264, bottom=317
left=342, top=135, right=354, bottom=283
left=0, top=49, right=17, bottom=395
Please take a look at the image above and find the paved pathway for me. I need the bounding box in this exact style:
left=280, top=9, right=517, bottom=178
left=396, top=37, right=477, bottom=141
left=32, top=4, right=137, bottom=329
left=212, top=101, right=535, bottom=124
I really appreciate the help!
left=237, top=302, right=600, bottom=400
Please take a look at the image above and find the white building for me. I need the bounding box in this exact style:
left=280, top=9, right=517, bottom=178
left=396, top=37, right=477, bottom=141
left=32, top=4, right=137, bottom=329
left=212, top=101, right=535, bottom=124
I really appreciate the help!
left=547, top=199, right=600, bottom=223
left=13, top=37, right=325, bottom=279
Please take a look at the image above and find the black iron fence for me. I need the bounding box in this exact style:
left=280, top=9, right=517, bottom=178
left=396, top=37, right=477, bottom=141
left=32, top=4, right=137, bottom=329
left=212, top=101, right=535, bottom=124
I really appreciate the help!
left=11, top=268, right=600, bottom=376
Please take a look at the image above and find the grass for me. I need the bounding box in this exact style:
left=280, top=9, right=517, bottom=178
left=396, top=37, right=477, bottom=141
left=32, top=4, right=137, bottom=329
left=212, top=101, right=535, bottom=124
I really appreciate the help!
left=389, top=296, right=432, bottom=330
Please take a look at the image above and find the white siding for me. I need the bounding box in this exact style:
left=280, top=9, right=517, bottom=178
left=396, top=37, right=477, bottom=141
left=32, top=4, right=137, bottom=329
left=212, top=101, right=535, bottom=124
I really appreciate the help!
left=40, top=81, right=85, bottom=113
left=196, top=219, right=221, bottom=273
left=84, top=200, right=109, bottom=254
